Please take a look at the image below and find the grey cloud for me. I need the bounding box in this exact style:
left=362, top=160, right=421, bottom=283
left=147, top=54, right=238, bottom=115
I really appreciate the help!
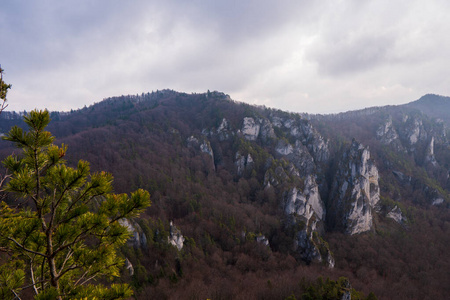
left=309, top=33, right=396, bottom=76
left=2, top=1, right=450, bottom=114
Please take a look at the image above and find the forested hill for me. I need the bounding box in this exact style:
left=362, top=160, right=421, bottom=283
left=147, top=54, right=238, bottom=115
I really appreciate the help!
left=0, top=90, right=449, bottom=299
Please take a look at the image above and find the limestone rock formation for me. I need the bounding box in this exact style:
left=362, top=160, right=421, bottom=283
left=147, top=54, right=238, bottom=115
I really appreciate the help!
left=376, top=115, right=404, bottom=151
left=256, top=235, right=270, bottom=247
left=124, top=258, right=134, bottom=276
left=425, top=137, right=438, bottom=166
left=119, top=218, right=147, bottom=248
left=270, top=115, right=329, bottom=163
left=400, top=115, right=427, bottom=151
left=329, top=140, right=380, bottom=235
left=387, top=206, right=407, bottom=224
left=260, top=119, right=276, bottom=142
left=187, top=135, right=215, bottom=170
left=267, top=137, right=332, bottom=265
left=241, top=117, right=260, bottom=141
left=168, top=221, right=185, bottom=251
left=216, top=118, right=232, bottom=141
left=235, top=151, right=254, bottom=176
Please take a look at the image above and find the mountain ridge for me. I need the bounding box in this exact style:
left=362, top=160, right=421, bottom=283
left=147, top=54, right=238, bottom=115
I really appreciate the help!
left=0, top=91, right=449, bottom=299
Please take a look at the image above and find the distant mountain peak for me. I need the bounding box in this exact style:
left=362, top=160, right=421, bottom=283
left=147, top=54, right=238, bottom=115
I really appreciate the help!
left=405, top=94, right=450, bottom=125
left=414, top=93, right=450, bottom=103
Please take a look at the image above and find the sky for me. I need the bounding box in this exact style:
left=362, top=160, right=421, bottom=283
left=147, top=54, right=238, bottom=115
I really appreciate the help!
left=2, top=0, right=450, bottom=114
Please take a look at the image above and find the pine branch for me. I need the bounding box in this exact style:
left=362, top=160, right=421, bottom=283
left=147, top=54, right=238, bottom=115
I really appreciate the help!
left=7, top=237, right=46, bottom=257
left=73, top=265, right=92, bottom=286
left=57, top=248, right=74, bottom=278
left=53, top=221, right=104, bottom=255
left=56, top=263, right=80, bottom=281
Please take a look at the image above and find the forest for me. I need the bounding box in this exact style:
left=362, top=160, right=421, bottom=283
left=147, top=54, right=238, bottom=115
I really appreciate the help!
left=0, top=88, right=449, bottom=299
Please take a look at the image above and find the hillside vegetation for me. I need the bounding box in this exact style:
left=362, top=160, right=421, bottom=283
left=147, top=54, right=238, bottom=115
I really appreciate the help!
left=0, top=91, right=449, bottom=299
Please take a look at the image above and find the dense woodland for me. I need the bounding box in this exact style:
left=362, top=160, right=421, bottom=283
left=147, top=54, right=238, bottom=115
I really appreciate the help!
left=0, top=91, right=449, bottom=299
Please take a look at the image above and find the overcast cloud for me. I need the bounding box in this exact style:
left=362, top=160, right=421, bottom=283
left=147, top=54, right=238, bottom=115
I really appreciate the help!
left=2, top=0, right=450, bottom=114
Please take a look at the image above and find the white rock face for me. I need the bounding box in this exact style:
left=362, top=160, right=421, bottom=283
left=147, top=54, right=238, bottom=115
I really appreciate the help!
left=217, top=118, right=229, bottom=132
left=276, top=164, right=330, bottom=265
left=376, top=116, right=401, bottom=147
left=269, top=131, right=331, bottom=266
left=235, top=152, right=246, bottom=175
left=425, top=137, right=438, bottom=166
left=256, top=235, right=270, bottom=247
left=217, top=118, right=231, bottom=141
left=235, top=151, right=254, bottom=176
left=387, top=206, right=407, bottom=224
left=124, top=258, right=134, bottom=276
left=200, top=140, right=213, bottom=157
left=119, top=219, right=147, bottom=248
left=276, top=140, right=294, bottom=156
left=309, top=135, right=329, bottom=162
left=187, top=136, right=215, bottom=170
left=432, top=198, right=444, bottom=206
left=186, top=135, right=198, bottom=144
left=260, top=119, right=276, bottom=141
left=168, top=221, right=185, bottom=251
left=409, top=119, right=421, bottom=145
left=402, top=117, right=427, bottom=149
left=272, top=116, right=329, bottom=163
left=271, top=116, right=283, bottom=128
left=284, top=176, right=324, bottom=222
left=302, top=122, right=329, bottom=162
left=242, top=117, right=260, bottom=141
left=331, top=140, right=380, bottom=235
left=264, top=165, right=289, bottom=188
left=326, top=253, right=335, bottom=269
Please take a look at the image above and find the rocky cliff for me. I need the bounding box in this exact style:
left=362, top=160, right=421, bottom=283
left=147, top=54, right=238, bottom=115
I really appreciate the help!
left=328, top=140, right=380, bottom=235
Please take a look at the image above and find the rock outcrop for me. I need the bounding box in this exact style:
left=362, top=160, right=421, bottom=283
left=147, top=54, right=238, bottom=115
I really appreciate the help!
left=196, top=104, right=448, bottom=265
left=400, top=115, right=427, bottom=151
left=241, top=117, right=260, bottom=141
left=329, top=140, right=380, bottom=235
left=387, top=206, right=407, bottom=224
left=216, top=118, right=233, bottom=141
left=376, top=115, right=404, bottom=151
left=124, top=258, right=134, bottom=276
left=119, top=218, right=147, bottom=248
left=256, top=234, right=270, bottom=247
left=260, top=119, right=276, bottom=142
left=235, top=151, right=254, bottom=176
left=284, top=176, right=324, bottom=223
left=187, top=135, right=215, bottom=170
left=270, top=115, right=329, bottom=163
left=392, top=170, right=447, bottom=206
left=425, top=137, right=438, bottom=166
left=168, top=221, right=185, bottom=251
left=266, top=136, right=332, bottom=265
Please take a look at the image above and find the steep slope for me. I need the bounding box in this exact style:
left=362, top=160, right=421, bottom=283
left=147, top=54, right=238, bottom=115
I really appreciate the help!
left=328, top=140, right=380, bottom=235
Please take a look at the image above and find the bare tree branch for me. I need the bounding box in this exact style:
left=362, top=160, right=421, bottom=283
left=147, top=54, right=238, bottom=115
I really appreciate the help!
left=29, top=259, right=39, bottom=295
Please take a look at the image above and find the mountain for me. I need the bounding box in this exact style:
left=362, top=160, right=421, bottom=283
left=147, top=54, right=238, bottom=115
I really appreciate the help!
left=406, top=94, right=450, bottom=126
left=0, top=91, right=449, bottom=299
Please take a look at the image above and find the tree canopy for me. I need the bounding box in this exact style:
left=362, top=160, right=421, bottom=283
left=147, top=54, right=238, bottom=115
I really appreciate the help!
left=0, top=110, right=151, bottom=299
left=0, top=65, right=11, bottom=112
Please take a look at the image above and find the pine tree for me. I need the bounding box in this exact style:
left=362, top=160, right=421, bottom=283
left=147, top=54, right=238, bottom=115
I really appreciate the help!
left=0, top=110, right=151, bottom=299
left=0, top=65, right=11, bottom=112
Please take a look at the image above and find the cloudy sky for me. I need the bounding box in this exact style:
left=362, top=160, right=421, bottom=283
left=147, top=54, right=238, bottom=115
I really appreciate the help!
left=2, top=0, right=450, bottom=114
